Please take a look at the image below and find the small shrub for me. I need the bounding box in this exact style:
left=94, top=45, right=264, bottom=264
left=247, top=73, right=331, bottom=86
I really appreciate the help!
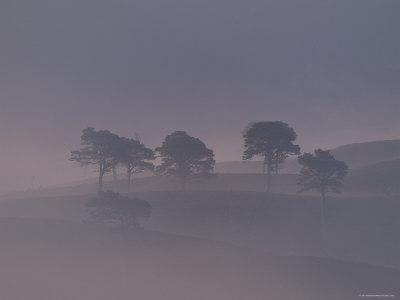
left=84, top=191, right=151, bottom=231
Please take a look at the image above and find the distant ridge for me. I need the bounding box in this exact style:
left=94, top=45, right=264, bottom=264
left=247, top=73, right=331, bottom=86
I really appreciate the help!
left=215, top=139, right=400, bottom=174
left=331, top=139, right=400, bottom=168
left=4, top=139, right=400, bottom=198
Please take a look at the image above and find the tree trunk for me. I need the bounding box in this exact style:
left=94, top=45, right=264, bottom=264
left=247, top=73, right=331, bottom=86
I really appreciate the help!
left=127, top=169, right=132, bottom=190
left=262, top=156, right=267, bottom=191
left=264, top=155, right=272, bottom=193
left=320, top=192, right=326, bottom=236
left=266, top=162, right=272, bottom=193
left=98, top=168, right=104, bottom=193
left=262, top=158, right=266, bottom=175
left=127, top=167, right=134, bottom=192
left=112, top=165, right=118, bottom=182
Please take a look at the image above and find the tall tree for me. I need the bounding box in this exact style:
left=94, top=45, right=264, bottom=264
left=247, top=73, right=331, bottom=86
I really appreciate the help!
left=119, top=137, right=155, bottom=190
left=273, top=152, right=289, bottom=175
left=70, top=127, right=120, bottom=192
left=112, top=165, right=119, bottom=183
left=156, top=131, right=215, bottom=189
left=297, top=149, right=348, bottom=231
left=243, top=121, right=300, bottom=192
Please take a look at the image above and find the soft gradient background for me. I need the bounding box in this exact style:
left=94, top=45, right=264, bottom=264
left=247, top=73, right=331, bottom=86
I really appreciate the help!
left=1, top=0, right=400, bottom=192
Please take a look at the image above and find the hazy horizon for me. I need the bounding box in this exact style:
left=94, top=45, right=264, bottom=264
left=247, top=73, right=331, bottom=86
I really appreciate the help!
left=1, top=2, right=400, bottom=299
left=1, top=0, right=400, bottom=192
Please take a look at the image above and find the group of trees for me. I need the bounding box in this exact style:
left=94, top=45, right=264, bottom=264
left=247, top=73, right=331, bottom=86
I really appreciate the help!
left=71, top=129, right=215, bottom=232
left=71, top=122, right=349, bottom=233
left=155, top=131, right=215, bottom=190
left=242, top=121, right=348, bottom=200
left=243, top=121, right=301, bottom=192
left=70, top=127, right=155, bottom=192
left=70, top=123, right=348, bottom=201
left=70, top=128, right=215, bottom=192
left=242, top=121, right=348, bottom=231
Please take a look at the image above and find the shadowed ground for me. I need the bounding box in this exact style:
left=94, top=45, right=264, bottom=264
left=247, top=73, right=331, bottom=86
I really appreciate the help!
left=0, top=218, right=399, bottom=300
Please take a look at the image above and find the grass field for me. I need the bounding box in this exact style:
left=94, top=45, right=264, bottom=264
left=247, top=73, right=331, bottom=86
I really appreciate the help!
left=1, top=190, right=399, bottom=269
left=6, top=166, right=400, bottom=200
left=0, top=217, right=398, bottom=300
left=1, top=164, right=400, bottom=300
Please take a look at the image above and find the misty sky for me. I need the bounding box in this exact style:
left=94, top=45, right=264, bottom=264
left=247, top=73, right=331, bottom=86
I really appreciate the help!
left=1, top=0, right=400, bottom=192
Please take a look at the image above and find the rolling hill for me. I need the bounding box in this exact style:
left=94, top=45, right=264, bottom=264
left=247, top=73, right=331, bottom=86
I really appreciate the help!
left=332, top=139, right=400, bottom=168
left=215, top=159, right=299, bottom=174
left=346, top=159, right=400, bottom=195
left=0, top=217, right=399, bottom=300
left=3, top=139, right=398, bottom=200
left=216, top=139, right=400, bottom=174
left=0, top=173, right=299, bottom=199
left=1, top=191, right=399, bottom=269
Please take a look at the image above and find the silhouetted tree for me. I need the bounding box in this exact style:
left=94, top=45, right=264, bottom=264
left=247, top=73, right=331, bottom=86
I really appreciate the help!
left=243, top=121, right=300, bottom=192
left=70, top=127, right=121, bottom=192
left=119, top=137, right=155, bottom=190
left=298, top=149, right=348, bottom=231
left=156, top=131, right=215, bottom=189
left=112, top=165, right=118, bottom=183
left=273, top=152, right=289, bottom=175
left=85, top=191, right=151, bottom=231
left=110, top=136, right=126, bottom=184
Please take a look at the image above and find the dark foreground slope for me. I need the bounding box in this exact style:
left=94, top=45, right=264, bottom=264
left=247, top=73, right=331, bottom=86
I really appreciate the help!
left=0, top=218, right=399, bottom=300
left=1, top=191, right=399, bottom=269
left=142, top=191, right=400, bottom=267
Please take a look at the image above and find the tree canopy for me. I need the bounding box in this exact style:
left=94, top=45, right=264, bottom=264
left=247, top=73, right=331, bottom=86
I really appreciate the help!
left=118, top=137, right=155, bottom=189
left=70, top=127, right=121, bottom=192
left=70, top=127, right=155, bottom=191
left=243, top=121, right=300, bottom=192
left=156, top=131, right=215, bottom=189
left=297, top=149, right=348, bottom=233
left=297, top=149, right=349, bottom=199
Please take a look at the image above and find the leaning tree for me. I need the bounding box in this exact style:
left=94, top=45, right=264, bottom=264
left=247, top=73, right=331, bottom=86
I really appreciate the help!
left=243, top=121, right=300, bottom=192
left=119, top=137, right=155, bottom=190
left=70, top=127, right=121, bottom=192
left=156, top=131, right=215, bottom=190
left=297, top=149, right=348, bottom=232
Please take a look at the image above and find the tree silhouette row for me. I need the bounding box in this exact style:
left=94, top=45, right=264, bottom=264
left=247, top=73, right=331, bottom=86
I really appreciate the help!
left=70, top=128, right=215, bottom=191
left=70, top=122, right=348, bottom=203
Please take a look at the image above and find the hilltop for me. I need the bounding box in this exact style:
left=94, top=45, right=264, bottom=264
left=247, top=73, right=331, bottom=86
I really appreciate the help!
left=332, top=139, right=400, bottom=168
left=216, top=139, right=400, bottom=175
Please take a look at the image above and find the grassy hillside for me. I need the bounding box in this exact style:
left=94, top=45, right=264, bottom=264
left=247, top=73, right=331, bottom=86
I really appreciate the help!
left=346, top=159, right=400, bottom=195
left=216, top=139, right=400, bottom=175
left=1, top=173, right=299, bottom=198
left=332, top=140, right=400, bottom=168
left=215, top=160, right=263, bottom=173
left=141, top=191, right=400, bottom=268
left=1, top=191, right=399, bottom=269
left=0, top=217, right=399, bottom=300
left=215, top=159, right=299, bottom=174
left=4, top=139, right=400, bottom=199
left=5, top=170, right=398, bottom=198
